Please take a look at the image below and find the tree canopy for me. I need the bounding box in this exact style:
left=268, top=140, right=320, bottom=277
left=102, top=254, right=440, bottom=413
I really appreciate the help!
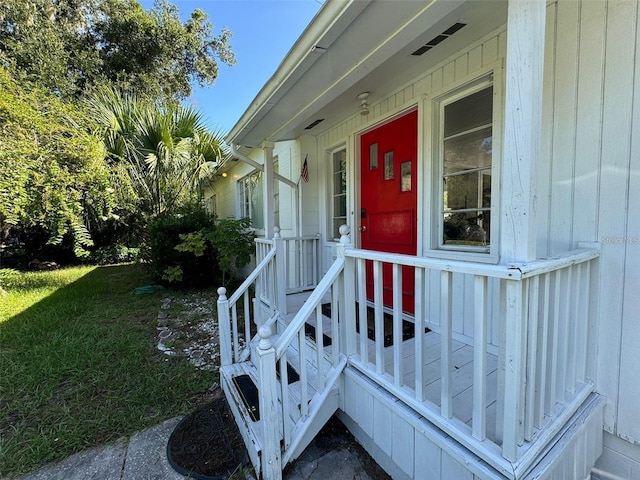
left=0, top=0, right=236, bottom=100
left=0, top=66, right=117, bottom=257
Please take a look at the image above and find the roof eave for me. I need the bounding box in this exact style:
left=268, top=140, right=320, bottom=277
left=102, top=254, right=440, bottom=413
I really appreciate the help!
left=225, top=0, right=364, bottom=147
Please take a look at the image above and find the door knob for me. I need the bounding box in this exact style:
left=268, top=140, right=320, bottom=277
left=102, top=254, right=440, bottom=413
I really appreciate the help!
left=358, top=225, right=367, bottom=232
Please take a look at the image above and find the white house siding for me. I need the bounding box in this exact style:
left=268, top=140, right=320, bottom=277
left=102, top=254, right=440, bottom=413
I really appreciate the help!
left=536, top=1, right=640, bottom=470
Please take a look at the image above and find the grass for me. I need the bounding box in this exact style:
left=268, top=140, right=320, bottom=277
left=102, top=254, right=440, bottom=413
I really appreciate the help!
left=0, top=264, right=217, bottom=478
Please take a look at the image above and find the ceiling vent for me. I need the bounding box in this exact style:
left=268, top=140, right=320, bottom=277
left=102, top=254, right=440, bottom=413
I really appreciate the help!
left=304, top=119, right=325, bottom=130
left=411, top=22, right=466, bottom=56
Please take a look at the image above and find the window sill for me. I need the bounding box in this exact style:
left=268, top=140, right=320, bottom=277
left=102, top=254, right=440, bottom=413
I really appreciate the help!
left=423, top=248, right=499, bottom=265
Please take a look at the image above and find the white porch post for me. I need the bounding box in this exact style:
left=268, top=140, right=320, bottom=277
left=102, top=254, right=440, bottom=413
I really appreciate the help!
left=256, top=324, right=282, bottom=480
left=262, top=141, right=275, bottom=238
left=500, top=0, right=545, bottom=264
left=500, top=0, right=546, bottom=463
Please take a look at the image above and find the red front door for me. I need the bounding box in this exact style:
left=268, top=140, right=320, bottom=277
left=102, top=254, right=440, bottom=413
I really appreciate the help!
left=360, top=110, right=418, bottom=313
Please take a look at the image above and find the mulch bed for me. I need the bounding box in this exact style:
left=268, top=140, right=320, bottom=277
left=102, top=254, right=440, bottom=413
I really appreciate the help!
left=167, top=389, right=248, bottom=480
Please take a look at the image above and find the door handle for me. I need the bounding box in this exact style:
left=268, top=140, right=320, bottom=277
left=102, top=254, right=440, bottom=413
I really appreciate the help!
left=358, top=225, right=367, bottom=232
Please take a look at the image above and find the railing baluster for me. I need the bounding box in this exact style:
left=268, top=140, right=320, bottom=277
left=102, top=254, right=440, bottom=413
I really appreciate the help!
left=357, top=258, right=368, bottom=364
left=472, top=275, right=487, bottom=441
left=331, top=283, right=341, bottom=363
left=299, top=329, right=308, bottom=420
left=557, top=266, right=572, bottom=404
left=525, top=276, right=539, bottom=441
left=576, top=262, right=591, bottom=383
left=414, top=267, right=426, bottom=401
left=280, top=354, right=291, bottom=449
left=549, top=270, right=561, bottom=413
left=441, top=270, right=453, bottom=419
left=393, top=263, right=402, bottom=387
left=315, top=305, right=324, bottom=391
left=567, top=265, right=578, bottom=394
left=244, top=292, right=251, bottom=344
left=536, top=273, right=551, bottom=428
left=373, top=260, right=384, bottom=375
left=232, top=304, right=240, bottom=362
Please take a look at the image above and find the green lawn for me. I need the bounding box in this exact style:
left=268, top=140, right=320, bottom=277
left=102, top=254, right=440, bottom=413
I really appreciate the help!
left=0, top=264, right=217, bottom=478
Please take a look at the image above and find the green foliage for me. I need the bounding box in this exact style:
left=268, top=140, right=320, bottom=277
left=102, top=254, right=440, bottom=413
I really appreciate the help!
left=87, top=86, right=228, bottom=217
left=0, top=0, right=235, bottom=101
left=146, top=204, right=220, bottom=288
left=0, top=66, right=118, bottom=259
left=87, top=244, right=140, bottom=265
left=206, top=217, right=254, bottom=283
left=147, top=205, right=254, bottom=288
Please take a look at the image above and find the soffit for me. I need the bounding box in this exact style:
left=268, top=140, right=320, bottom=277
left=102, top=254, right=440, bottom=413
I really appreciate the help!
left=229, top=0, right=507, bottom=148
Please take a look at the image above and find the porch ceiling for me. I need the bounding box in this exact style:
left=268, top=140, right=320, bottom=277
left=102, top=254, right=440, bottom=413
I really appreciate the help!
left=227, top=0, right=507, bottom=148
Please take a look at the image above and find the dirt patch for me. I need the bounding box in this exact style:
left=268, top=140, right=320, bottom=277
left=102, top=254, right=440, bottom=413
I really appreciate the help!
left=167, top=388, right=248, bottom=479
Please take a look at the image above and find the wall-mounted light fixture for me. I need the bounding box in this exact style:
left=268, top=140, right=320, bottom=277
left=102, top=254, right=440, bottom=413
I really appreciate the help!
left=358, top=92, right=370, bottom=116
left=215, top=172, right=228, bottom=178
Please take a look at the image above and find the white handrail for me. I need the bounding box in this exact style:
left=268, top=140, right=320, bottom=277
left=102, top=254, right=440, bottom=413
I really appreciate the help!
left=228, top=248, right=276, bottom=305
left=274, top=257, right=344, bottom=359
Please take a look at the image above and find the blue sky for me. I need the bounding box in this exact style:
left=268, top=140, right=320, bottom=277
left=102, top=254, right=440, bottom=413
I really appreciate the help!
left=139, top=0, right=323, bottom=133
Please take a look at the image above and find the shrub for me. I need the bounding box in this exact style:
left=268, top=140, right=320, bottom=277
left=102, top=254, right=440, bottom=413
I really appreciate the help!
left=144, top=204, right=255, bottom=289
left=145, top=205, right=219, bottom=289
left=88, top=244, right=140, bottom=265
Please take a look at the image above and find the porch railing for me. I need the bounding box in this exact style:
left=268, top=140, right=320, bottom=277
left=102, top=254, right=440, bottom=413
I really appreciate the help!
left=255, top=229, right=321, bottom=294
left=340, top=243, right=599, bottom=475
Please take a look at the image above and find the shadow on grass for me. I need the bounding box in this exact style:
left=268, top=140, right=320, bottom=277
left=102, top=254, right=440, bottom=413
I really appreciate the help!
left=0, top=264, right=217, bottom=478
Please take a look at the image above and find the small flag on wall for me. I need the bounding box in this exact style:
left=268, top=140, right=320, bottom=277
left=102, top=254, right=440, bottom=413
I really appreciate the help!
left=301, top=155, right=309, bottom=183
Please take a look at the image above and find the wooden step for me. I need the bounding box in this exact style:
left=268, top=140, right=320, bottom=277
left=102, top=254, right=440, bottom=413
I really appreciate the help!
left=220, top=356, right=343, bottom=474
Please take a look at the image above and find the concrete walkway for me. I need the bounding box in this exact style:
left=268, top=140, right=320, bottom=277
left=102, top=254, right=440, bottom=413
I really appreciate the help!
left=13, top=417, right=376, bottom=480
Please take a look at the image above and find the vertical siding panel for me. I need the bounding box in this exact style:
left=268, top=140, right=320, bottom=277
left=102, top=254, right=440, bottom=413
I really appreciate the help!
left=432, top=67, right=443, bottom=92
left=549, top=0, right=580, bottom=254
left=414, top=433, right=441, bottom=478
left=482, top=36, right=499, bottom=65
left=442, top=452, right=473, bottom=480
left=468, top=45, right=483, bottom=73
left=454, top=53, right=469, bottom=80
left=617, top=0, right=640, bottom=444
left=573, top=0, right=606, bottom=245
left=443, top=61, right=455, bottom=86
left=373, top=397, right=392, bottom=455
left=404, top=84, right=414, bottom=103
left=392, top=415, right=414, bottom=477
left=538, top=1, right=558, bottom=257
left=596, top=0, right=635, bottom=436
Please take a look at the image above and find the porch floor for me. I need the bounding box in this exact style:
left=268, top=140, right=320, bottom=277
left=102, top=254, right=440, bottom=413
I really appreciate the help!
left=283, top=291, right=501, bottom=445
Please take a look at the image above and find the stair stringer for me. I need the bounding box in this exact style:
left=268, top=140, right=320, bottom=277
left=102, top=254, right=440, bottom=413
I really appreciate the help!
left=281, top=355, right=347, bottom=466
left=220, top=362, right=264, bottom=477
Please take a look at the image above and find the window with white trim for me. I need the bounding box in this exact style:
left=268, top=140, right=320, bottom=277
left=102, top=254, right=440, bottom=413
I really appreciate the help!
left=330, top=148, right=347, bottom=240
left=436, top=79, right=495, bottom=253
left=238, top=170, right=264, bottom=229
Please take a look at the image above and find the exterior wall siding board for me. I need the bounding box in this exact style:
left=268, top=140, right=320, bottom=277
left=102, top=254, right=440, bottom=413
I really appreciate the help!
left=549, top=0, right=580, bottom=255
left=617, top=0, right=640, bottom=445
left=594, top=0, right=635, bottom=438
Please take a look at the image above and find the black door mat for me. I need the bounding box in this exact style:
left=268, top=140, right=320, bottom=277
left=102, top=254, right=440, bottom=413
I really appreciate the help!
left=167, top=390, right=249, bottom=480
left=321, top=303, right=429, bottom=348
left=232, top=374, right=260, bottom=422
left=304, top=322, right=333, bottom=346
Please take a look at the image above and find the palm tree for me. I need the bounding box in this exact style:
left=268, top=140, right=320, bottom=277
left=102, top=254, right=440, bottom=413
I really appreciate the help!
left=87, top=87, right=227, bottom=216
